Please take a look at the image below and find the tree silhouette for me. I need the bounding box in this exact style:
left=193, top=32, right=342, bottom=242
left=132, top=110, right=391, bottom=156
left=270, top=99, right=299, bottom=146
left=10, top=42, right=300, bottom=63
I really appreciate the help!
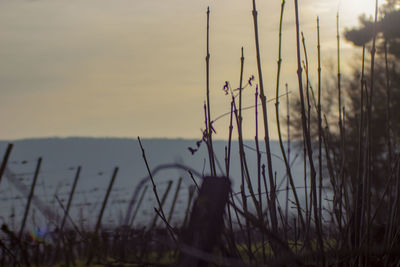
left=345, top=0, right=400, bottom=57
left=291, top=0, right=400, bottom=225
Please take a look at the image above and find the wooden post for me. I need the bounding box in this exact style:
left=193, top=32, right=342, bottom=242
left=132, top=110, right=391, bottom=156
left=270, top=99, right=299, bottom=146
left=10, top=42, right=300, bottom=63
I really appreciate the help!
left=129, top=185, right=148, bottom=227
left=94, top=167, right=119, bottom=234
left=0, top=144, right=13, bottom=186
left=19, top=157, right=42, bottom=240
left=179, top=176, right=230, bottom=267
left=167, top=177, right=183, bottom=224
left=60, top=166, right=81, bottom=231
left=86, top=167, right=118, bottom=266
left=150, top=180, right=173, bottom=229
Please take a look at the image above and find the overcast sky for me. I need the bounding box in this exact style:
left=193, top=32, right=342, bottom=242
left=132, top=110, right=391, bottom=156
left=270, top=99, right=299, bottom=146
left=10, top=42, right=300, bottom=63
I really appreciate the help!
left=0, top=0, right=377, bottom=141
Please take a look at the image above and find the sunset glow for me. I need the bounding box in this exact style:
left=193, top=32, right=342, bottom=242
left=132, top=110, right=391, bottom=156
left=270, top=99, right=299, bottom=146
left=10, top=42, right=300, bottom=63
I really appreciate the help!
left=0, top=0, right=386, bottom=140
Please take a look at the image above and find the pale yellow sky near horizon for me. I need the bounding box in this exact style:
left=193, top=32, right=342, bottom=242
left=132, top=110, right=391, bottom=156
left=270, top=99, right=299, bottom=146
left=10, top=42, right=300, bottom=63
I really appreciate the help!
left=0, top=0, right=377, bottom=141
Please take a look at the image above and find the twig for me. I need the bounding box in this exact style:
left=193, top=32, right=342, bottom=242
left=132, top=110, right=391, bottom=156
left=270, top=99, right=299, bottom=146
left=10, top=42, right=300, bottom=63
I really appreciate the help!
left=205, top=7, right=216, bottom=176
left=293, top=0, right=323, bottom=261
left=251, top=0, right=279, bottom=239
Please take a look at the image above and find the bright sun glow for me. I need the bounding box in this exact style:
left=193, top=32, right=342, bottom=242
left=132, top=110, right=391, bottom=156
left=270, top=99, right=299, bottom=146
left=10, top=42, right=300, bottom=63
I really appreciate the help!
left=342, top=0, right=377, bottom=20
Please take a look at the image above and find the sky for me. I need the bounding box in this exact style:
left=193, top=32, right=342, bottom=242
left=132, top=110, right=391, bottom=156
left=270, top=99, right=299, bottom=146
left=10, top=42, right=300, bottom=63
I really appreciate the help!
left=0, top=0, right=377, bottom=141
